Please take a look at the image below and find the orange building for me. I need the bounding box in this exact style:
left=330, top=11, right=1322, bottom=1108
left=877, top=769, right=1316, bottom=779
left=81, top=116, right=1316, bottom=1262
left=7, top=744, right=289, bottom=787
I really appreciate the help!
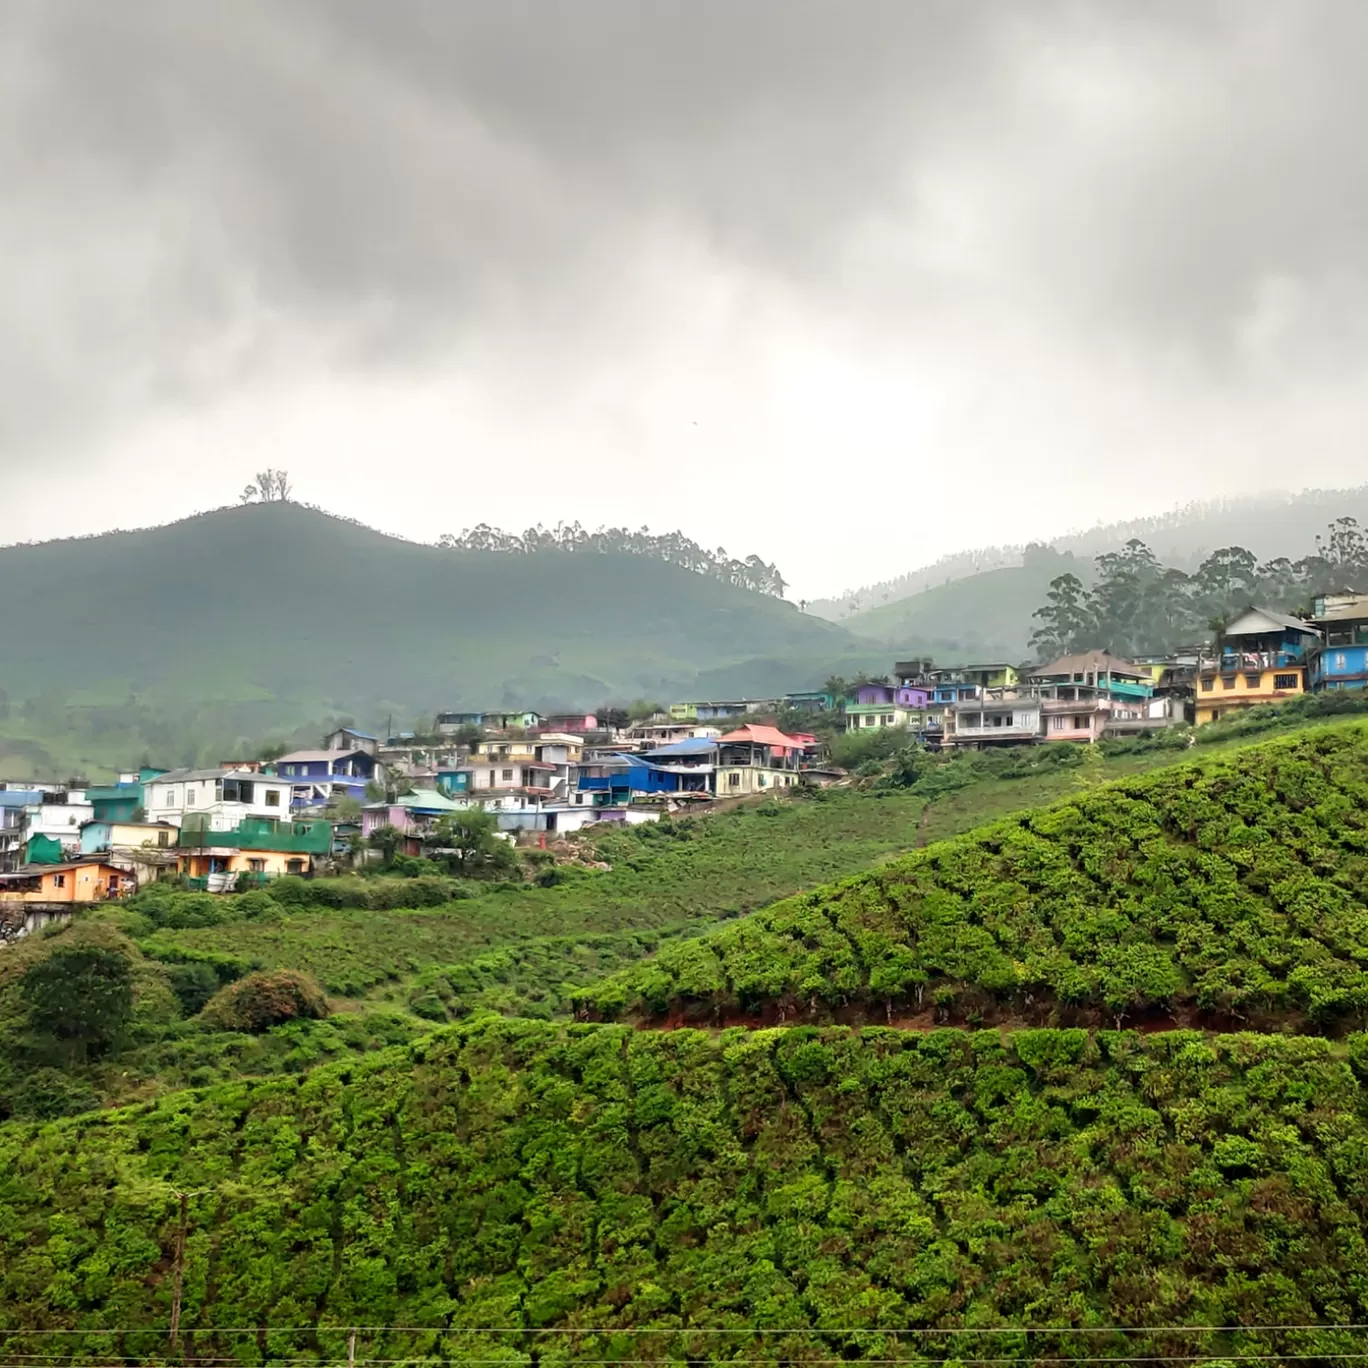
left=0, top=860, right=131, bottom=906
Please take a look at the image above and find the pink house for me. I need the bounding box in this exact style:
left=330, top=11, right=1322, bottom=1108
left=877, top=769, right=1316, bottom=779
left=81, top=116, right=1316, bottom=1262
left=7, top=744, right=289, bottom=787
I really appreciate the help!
left=539, top=712, right=598, bottom=733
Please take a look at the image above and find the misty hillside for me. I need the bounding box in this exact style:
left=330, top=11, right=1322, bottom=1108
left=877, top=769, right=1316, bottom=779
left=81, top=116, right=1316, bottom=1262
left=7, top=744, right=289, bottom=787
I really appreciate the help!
left=813, top=485, right=1368, bottom=625
left=843, top=549, right=1084, bottom=660
left=0, top=503, right=865, bottom=729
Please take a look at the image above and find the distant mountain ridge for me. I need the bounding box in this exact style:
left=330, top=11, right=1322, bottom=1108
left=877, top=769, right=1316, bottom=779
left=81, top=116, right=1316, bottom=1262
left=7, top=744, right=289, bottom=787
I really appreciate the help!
left=810, top=485, right=1368, bottom=622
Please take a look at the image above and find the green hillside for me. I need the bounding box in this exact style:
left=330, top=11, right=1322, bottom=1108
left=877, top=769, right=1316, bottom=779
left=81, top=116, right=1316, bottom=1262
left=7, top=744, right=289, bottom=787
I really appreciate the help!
left=0, top=502, right=859, bottom=774
left=4, top=1018, right=1368, bottom=1361
left=6, top=725, right=1368, bottom=1356
left=585, top=726, right=1368, bottom=1028
left=841, top=551, right=1081, bottom=659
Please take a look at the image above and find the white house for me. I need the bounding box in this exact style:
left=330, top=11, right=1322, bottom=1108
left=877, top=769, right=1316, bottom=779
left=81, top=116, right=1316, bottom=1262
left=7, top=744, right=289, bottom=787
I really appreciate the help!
left=144, top=768, right=292, bottom=831
left=946, top=698, right=1044, bottom=747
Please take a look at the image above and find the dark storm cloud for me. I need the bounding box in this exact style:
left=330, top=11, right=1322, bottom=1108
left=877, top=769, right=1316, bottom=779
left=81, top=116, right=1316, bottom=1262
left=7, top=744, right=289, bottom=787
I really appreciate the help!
left=4, top=1, right=1368, bottom=457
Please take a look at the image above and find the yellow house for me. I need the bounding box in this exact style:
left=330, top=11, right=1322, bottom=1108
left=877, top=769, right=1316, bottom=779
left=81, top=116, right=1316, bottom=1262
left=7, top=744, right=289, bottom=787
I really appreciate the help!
left=1195, top=662, right=1306, bottom=724
left=177, top=847, right=310, bottom=879
left=0, top=860, right=132, bottom=905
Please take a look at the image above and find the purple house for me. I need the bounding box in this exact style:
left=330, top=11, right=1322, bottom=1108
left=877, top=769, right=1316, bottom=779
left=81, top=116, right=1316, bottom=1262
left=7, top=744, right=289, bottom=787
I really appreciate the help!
left=850, top=683, right=931, bottom=708
left=268, top=749, right=380, bottom=810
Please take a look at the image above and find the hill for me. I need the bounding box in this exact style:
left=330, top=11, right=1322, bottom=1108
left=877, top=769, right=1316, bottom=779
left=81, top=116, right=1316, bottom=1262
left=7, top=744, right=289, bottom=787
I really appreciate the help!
left=583, top=725, right=1368, bottom=1028
left=0, top=502, right=870, bottom=772
left=815, top=485, right=1368, bottom=653
left=2, top=1016, right=1368, bottom=1358
left=833, top=549, right=1082, bottom=659
left=4, top=726, right=1368, bottom=1350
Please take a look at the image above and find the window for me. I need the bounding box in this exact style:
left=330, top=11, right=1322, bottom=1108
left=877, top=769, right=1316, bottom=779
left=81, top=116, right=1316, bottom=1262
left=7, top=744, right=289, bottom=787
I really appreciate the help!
left=1274, top=673, right=1299, bottom=690
left=1050, top=716, right=1065, bottom=730
left=1335, top=653, right=1348, bottom=670
left=248, top=858, right=266, bottom=873
left=53, top=874, right=65, bottom=888
left=157, top=830, right=169, bottom=847
left=501, top=768, right=514, bottom=781
left=883, top=714, right=894, bottom=725
left=1201, top=678, right=1214, bottom=692
left=1074, top=716, right=1088, bottom=730
left=1243, top=673, right=1262, bottom=689
left=1220, top=676, right=1235, bottom=690
left=286, top=859, right=304, bottom=875
left=186, top=787, right=197, bottom=805
left=265, top=790, right=281, bottom=807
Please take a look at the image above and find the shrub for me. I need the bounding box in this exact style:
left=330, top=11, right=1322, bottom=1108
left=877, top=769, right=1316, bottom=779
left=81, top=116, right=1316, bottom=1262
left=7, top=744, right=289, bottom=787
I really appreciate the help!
left=21, top=941, right=135, bottom=1063
left=7, top=1067, right=101, bottom=1120
left=200, top=970, right=330, bottom=1033
left=166, top=961, right=223, bottom=1016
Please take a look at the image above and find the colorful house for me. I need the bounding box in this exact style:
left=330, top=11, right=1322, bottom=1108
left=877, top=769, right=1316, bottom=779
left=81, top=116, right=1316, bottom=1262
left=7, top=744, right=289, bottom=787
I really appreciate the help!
left=1196, top=607, right=1320, bottom=725
left=1027, top=651, right=1160, bottom=743
left=360, top=789, right=464, bottom=839
left=668, top=699, right=773, bottom=723
left=575, top=751, right=712, bottom=804
left=782, top=690, right=835, bottom=713
left=83, top=780, right=146, bottom=825
left=843, top=682, right=935, bottom=734
left=1309, top=593, right=1368, bottom=691
left=945, top=697, right=1044, bottom=748
left=0, top=859, right=132, bottom=906
left=324, top=727, right=379, bottom=756
left=539, top=712, right=599, bottom=733
left=267, top=749, right=380, bottom=810
left=175, top=818, right=333, bottom=886
left=145, top=767, right=293, bottom=831
left=714, top=725, right=806, bottom=795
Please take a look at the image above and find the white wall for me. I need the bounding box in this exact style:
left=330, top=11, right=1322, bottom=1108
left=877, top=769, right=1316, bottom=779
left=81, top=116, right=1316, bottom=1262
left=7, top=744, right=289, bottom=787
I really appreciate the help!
left=146, top=776, right=290, bottom=830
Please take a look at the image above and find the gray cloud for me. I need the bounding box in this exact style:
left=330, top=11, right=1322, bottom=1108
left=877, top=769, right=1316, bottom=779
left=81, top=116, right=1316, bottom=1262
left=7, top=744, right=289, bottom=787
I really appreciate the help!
left=4, top=1, right=1368, bottom=590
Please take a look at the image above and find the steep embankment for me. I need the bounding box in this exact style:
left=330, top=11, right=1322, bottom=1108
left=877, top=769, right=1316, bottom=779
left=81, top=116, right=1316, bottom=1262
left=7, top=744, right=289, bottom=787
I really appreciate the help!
left=582, top=726, right=1368, bottom=1030
left=3, top=1018, right=1368, bottom=1360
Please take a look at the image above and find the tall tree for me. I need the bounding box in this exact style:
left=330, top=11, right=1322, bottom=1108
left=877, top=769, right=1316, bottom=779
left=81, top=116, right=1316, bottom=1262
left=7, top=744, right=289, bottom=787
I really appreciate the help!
left=21, top=942, right=133, bottom=1064
left=1030, top=573, right=1094, bottom=659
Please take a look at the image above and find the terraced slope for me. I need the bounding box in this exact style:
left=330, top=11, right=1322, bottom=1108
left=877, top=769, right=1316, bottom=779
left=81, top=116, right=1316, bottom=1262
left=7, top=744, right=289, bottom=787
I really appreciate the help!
left=582, top=726, right=1368, bottom=1029
left=4, top=1019, right=1368, bottom=1363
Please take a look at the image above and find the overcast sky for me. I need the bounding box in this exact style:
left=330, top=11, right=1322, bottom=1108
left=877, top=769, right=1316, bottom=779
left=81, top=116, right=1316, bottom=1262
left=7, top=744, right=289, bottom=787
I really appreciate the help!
left=5, top=1, right=1368, bottom=599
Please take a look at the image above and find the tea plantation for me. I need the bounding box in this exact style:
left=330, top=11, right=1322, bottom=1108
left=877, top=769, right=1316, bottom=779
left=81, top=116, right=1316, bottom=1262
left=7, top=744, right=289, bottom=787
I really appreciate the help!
left=586, top=726, right=1368, bottom=1029
left=6, top=723, right=1368, bottom=1363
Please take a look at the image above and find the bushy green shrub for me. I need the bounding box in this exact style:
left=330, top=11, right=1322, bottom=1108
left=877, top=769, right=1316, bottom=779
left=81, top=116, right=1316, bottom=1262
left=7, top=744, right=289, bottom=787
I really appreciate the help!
left=7, top=1066, right=100, bottom=1120
left=200, top=969, right=330, bottom=1033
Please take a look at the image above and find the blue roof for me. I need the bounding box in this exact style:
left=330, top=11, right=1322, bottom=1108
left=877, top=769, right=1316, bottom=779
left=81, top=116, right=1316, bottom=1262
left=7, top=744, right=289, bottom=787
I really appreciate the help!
left=641, top=738, right=718, bottom=758
left=338, top=728, right=377, bottom=740
left=0, top=790, right=42, bottom=807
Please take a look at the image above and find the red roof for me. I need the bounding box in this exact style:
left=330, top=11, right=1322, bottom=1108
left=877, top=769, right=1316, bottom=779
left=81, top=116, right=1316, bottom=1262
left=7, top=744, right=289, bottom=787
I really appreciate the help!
left=717, top=724, right=806, bottom=753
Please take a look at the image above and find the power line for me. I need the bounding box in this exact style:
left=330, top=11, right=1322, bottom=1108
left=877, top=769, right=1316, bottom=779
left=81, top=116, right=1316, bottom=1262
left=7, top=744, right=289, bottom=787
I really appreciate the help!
left=7, top=1323, right=1368, bottom=1337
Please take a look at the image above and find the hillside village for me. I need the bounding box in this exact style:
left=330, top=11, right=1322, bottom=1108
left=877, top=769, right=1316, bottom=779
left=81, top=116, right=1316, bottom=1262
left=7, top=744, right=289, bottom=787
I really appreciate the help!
left=1, top=589, right=1366, bottom=917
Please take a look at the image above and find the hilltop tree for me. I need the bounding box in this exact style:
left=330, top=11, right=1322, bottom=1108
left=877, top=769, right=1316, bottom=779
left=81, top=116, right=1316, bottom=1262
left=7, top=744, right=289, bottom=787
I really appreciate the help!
left=244, top=469, right=293, bottom=502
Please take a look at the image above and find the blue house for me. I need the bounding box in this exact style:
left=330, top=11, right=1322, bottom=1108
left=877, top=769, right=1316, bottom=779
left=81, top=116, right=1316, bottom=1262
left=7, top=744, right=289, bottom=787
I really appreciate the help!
left=268, top=749, right=379, bottom=809
left=1310, top=593, right=1368, bottom=691
left=576, top=746, right=714, bottom=805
